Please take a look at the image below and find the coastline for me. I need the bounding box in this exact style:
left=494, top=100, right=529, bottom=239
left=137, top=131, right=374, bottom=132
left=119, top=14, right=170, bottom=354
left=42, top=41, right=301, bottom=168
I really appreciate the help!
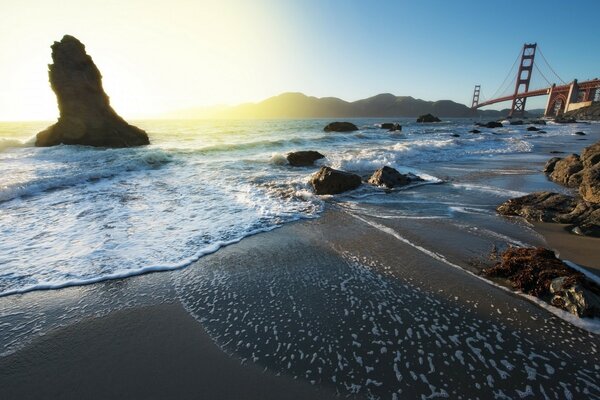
left=1, top=206, right=599, bottom=399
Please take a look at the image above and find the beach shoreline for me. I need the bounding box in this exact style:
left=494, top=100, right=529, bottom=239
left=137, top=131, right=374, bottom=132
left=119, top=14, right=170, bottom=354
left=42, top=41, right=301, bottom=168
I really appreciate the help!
left=1, top=204, right=599, bottom=399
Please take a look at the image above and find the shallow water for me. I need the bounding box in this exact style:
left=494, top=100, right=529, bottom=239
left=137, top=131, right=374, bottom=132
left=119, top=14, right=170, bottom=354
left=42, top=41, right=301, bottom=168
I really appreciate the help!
left=0, top=118, right=595, bottom=296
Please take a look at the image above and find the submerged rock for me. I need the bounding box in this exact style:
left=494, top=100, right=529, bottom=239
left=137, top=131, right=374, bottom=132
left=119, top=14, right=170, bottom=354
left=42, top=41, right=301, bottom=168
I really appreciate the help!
left=324, top=122, right=358, bottom=132
left=509, top=120, right=524, bottom=125
left=416, top=113, right=441, bottom=123
left=497, top=191, right=600, bottom=237
left=469, top=129, right=481, bottom=134
left=483, top=247, right=600, bottom=318
left=530, top=119, right=547, bottom=125
left=286, top=151, right=325, bottom=167
left=381, top=123, right=402, bottom=131
left=367, top=166, right=423, bottom=188
left=310, top=166, right=361, bottom=195
left=35, top=35, right=149, bottom=148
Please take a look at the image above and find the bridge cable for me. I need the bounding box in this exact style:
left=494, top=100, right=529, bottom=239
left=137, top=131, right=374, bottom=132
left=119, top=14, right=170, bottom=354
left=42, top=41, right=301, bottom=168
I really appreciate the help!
left=489, top=49, right=522, bottom=100
left=536, top=46, right=566, bottom=84
left=533, top=63, right=552, bottom=87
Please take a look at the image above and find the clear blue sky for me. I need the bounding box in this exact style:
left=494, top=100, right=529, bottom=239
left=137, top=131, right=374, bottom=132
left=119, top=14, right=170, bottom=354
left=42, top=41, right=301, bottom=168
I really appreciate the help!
left=274, top=0, right=600, bottom=110
left=1, top=0, right=599, bottom=120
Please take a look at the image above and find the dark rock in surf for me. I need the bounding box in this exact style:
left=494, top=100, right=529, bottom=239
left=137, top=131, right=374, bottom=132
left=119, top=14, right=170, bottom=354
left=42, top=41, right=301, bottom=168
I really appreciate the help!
left=324, top=122, right=358, bottom=132
left=416, top=113, right=441, bottom=123
left=480, top=121, right=503, bottom=128
left=367, top=166, right=423, bottom=188
left=575, top=131, right=586, bottom=136
left=450, top=134, right=460, bottom=137
left=483, top=247, right=600, bottom=318
left=530, top=119, right=547, bottom=125
left=469, top=129, right=481, bottom=134
left=310, top=166, right=361, bottom=195
left=381, top=123, right=402, bottom=132
left=509, top=120, right=524, bottom=125
left=527, top=126, right=540, bottom=132
left=35, top=35, right=149, bottom=147
left=286, top=151, right=325, bottom=167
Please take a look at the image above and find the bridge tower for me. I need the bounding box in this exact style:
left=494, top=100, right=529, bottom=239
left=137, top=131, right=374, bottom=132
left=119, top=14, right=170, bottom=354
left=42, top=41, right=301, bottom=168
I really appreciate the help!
left=471, top=85, right=481, bottom=108
left=509, top=43, right=537, bottom=118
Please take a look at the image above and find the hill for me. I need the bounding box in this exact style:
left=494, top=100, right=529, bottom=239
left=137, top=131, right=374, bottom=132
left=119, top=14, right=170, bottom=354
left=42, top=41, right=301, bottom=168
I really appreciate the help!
left=164, top=92, right=544, bottom=119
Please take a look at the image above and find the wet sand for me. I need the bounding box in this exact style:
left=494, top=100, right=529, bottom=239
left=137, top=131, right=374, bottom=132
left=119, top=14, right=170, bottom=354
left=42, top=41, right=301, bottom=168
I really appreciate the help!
left=0, top=302, right=340, bottom=400
left=1, top=208, right=598, bottom=399
left=534, top=222, right=600, bottom=274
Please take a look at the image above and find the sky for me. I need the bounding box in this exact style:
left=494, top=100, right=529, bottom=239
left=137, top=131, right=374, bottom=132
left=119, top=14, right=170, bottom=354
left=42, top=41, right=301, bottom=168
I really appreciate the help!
left=1, top=0, right=599, bottom=121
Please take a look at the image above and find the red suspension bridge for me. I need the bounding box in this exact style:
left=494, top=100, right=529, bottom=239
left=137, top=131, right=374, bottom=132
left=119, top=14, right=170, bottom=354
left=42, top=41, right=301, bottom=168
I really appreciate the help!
left=471, top=43, right=600, bottom=118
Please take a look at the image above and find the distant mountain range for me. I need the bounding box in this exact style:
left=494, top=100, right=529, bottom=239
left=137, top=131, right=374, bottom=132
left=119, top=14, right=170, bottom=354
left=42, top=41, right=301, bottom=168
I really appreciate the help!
left=164, top=92, right=543, bottom=119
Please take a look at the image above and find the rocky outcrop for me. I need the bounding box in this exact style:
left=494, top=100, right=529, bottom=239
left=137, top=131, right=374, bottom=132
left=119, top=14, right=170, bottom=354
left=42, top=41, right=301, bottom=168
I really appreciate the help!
left=580, top=165, right=600, bottom=203
left=286, top=151, right=325, bottom=167
left=35, top=35, right=149, bottom=148
left=381, top=123, right=402, bottom=131
left=324, top=122, right=358, bottom=132
left=545, top=141, right=600, bottom=203
left=483, top=247, right=600, bottom=318
left=475, top=121, right=503, bottom=128
left=367, top=166, right=423, bottom=188
left=310, top=166, right=361, bottom=195
left=561, top=102, right=600, bottom=121
left=548, top=154, right=584, bottom=187
left=416, top=113, right=441, bottom=123
left=543, top=157, right=561, bottom=174
left=554, top=116, right=577, bottom=124
left=497, top=191, right=600, bottom=237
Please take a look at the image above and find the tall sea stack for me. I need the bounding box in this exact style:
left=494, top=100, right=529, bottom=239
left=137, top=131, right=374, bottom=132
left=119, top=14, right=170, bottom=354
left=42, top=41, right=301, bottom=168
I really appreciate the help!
left=36, top=35, right=149, bottom=147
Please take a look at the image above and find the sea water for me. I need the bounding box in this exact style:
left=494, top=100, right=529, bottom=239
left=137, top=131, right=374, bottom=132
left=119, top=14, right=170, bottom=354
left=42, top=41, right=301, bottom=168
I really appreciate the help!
left=0, top=118, right=588, bottom=297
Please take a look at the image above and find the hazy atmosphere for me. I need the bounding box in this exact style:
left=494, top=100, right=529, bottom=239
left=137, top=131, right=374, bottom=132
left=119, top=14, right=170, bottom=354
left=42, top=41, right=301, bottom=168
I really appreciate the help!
left=1, top=0, right=599, bottom=120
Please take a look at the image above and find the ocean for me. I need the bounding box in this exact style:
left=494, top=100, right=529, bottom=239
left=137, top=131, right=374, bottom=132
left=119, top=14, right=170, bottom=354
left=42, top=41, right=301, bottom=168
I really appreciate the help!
left=0, top=118, right=590, bottom=297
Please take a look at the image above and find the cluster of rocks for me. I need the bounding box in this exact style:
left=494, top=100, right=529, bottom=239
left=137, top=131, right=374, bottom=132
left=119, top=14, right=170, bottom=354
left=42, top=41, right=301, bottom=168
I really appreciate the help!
left=324, top=121, right=402, bottom=133
left=497, top=140, right=600, bottom=237
left=36, top=35, right=149, bottom=148
left=309, top=165, right=423, bottom=195
left=484, top=247, right=600, bottom=318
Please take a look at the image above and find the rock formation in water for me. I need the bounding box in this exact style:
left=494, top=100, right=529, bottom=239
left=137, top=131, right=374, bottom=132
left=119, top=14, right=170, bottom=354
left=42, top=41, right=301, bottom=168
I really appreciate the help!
left=286, top=151, right=325, bottom=167
left=324, top=122, right=358, bottom=132
left=368, top=166, right=422, bottom=188
left=498, top=192, right=600, bottom=237
left=416, top=113, right=441, bottom=123
left=310, top=166, right=361, bottom=195
left=35, top=35, right=149, bottom=147
left=380, top=123, right=402, bottom=132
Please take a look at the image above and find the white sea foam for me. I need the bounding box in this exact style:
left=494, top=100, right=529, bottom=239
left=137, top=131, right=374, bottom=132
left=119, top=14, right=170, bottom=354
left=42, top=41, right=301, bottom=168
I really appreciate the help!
left=0, top=118, right=576, bottom=299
